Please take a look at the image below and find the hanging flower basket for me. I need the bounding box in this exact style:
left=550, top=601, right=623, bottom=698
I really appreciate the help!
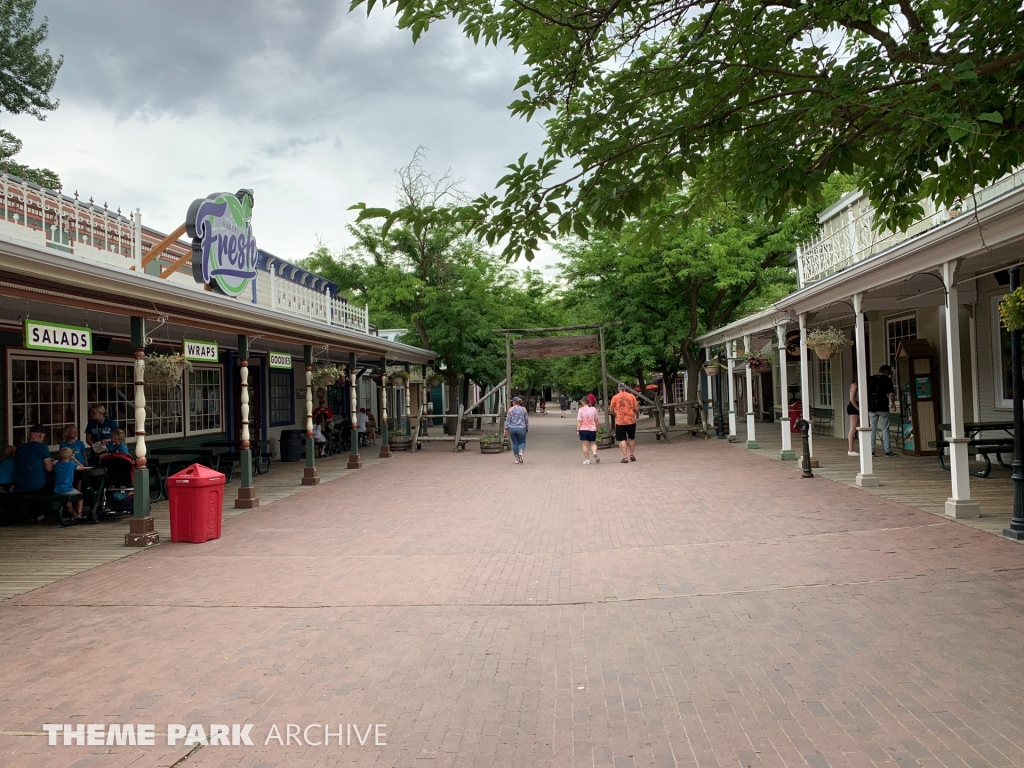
left=388, top=370, right=410, bottom=386
left=311, top=363, right=345, bottom=389
left=703, top=362, right=721, bottom=377
left=805, top=326, right=851, bottom=361
left=144, top=354, right=191, bottom=386
left=999, top=288, right=1024, bottom=331
left=427, top=373, right=444, bottom=386
left=740, top=349, right=772, bottom=372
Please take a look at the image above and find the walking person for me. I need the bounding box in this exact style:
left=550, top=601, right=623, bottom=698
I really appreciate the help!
left=610, top=382, right=640, bottom=463
left=867, top=364, right=898, bottom=456
left=577, top=394, right=601, bottom=464
left=559, top=393, right=569, bottom=418
left=847, top=378, right=860, bottom=457
left=504, top=396, right=529, bottom=463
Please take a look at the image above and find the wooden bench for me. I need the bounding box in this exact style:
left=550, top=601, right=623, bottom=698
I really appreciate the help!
left=935, top=437, right=1015, bottom=478
left=809, top=407, right=833, bottom=436
left=0, top=491, right=86, bottom=527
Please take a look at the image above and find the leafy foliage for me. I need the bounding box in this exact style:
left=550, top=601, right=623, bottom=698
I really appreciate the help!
left=0, top=128, right=58, bottom=187
left=353, top=0, right=1024, bottom=260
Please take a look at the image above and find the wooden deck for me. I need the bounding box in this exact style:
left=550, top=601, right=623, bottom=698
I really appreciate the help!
left=0, top=449, right=389, bottom=601
left=729, top=421, right=1023, bottom=541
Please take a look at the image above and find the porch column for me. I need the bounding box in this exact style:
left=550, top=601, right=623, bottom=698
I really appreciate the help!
left=941, top=261, right=979, bottom=517
left=777, top=323, right=796, bottom=460
left=235, top=335, right=259, bottom=507
left=743, top=334, right=759, bottom=449
left=404, top=363, right=411, bottom=435
left=703, top=348, right=714, bottom=432
left=853, top=293, right=878, bottom=486
left=727, top=339, right=737, bottom=439
left=302, top=345, right=320, bottom=484
left=125, top=316, right=158, bottom=547
left=1005, top=269, right=1024, bottom=538
left=379, top=373, right=391, bottom=458
left=348, top=352, right=362, bottom=469
left=798, top=313, right=816, bottom=465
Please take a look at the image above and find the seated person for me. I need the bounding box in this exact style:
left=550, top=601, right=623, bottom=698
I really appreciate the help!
left=60, top=426, right=88, bottom=468
left=107, top=429, right=131, bottom=457
left=0, top=445, right=14, bottom=492
left=356, top=408, right=369, bottom=445
left=14, top=425, right=55, bottom=520
left=365, top=411, right=377, bottom=444
left=54, top=447, right=85, bottom=522
left=312, top=413, right=328, bottom=458
left=85, top=405, right=118, bottom=464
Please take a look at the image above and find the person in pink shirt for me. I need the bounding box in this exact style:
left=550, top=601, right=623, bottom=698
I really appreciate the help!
left=576, top=393, right=601, bottom=464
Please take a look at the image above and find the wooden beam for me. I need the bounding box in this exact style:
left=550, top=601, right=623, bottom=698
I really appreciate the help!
left=158, top=248, right=194, bottom=279
left=140, top=223, right=187, bottom=269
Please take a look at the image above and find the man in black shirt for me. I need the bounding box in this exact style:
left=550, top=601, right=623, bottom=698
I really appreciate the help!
left=867, top=365, right=897, bottom=456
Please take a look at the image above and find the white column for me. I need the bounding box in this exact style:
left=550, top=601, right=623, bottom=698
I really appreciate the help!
left=798, top=313, right=814, bottom=461
left=270, top=261, right=278, bottom=309
left=240, top=358, right=250, bottom=448
left=777, top=323, right=795, bottom=459
left=968, top=302, right=981, bottom=422
left=133, top=351, right=147, bottom=466
left=350, top=368, right=359, bottom=434
left=364, top=306, right=370, bottom=334
left=306, top=364, right=315, bottom=438
left=853, top=293, right=878, bottom=486
left=727, top=339, right=737, bottom=438
left=325, top=287, right=333, bottom=324
left=743, top=334, right=759, bottom=449
left=703, top=348, right=714, bottom=432
left=133, top=208, right=142, bottom=270
left=942, top=261, right=980, bottom=518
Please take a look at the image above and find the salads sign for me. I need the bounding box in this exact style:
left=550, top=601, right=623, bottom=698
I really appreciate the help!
left=187, top=189, right=258, bottom=297
left=25, top=320, right=92, bottom=354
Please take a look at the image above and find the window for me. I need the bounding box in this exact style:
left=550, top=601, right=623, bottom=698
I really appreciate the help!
left=87, top=361, right=135, bottom=437
left=147, top=382, right=184, bottom=437
left=9, top=356, right=77, bottom=446
left=993, top=295, right=1013, bottom=409
left=886, top=314, right=917, bottom=369
left=269, top=368, right=294, bottom=426
left=817, top=359, right=832, bottom=406
left=188, top=366, right=223, bottom=434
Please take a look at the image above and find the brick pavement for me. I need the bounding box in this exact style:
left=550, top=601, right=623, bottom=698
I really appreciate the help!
left=2, top=416, right=1024, bottom=766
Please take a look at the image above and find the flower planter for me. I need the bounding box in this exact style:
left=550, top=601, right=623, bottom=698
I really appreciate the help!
left=596, top=434, right=614, bottom=449
left=480, top=442, right=504, bottom=454
left=746, top=359, right=772, bottom=372
left=389, top=436, right=412, bottom=452
left=703, top=365, right=720, bottom=377
left=813, top=346, right=836, bottom=361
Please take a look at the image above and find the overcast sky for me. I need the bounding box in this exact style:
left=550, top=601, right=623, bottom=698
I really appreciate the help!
left=4, top=1, right=558, bottom=272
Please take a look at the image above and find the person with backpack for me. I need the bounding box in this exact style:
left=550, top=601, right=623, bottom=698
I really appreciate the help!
left=867, top=365, right=897, bottom=456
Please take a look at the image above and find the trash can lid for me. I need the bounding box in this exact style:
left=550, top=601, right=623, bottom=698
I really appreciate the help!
left=168, top=462, right=226, bottom=486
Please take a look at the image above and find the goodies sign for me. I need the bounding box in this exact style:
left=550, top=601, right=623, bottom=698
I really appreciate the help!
left=187, top=189, right=258, bottom=297
left=269, top=352, right=292, bottom=369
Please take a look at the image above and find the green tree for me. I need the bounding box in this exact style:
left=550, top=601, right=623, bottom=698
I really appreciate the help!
left=354, top=0, right=1024, bottom=260
left=558, top=194, right=821, bottom=422
left=0, top=0, right=62, bottom=188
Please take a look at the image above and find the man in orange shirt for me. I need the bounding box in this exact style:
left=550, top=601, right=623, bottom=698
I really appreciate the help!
left=610, top=382, right=640, bottom=463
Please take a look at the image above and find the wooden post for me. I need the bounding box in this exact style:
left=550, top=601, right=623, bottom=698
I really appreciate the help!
left=236, top=335, right=260, bottom=505
left=302, top=345, right=320, bottom=484
left=411, top=367, right=424, bottom=449
left=348, top=352, right=362, bottom=469
left=403, top=363, right=411, bottom=435
left=379, top=375, right=391, bottom=458
left=452, top=404, right=465, bottom=452
left=125, top=316, right=158, bottom=547
left=599, top=326, right=610, bottom=431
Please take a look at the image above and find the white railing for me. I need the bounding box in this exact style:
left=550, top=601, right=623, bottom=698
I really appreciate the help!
left=799, top=167, right=1024, bottom=285
left=331, top=294, right=369, bottom=333
left=269, top=273, right=371, bottom=334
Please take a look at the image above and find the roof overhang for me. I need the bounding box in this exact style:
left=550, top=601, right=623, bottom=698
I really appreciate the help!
left=0, top=235, right=435, bottom=364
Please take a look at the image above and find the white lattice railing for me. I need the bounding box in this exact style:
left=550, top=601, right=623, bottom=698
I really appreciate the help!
left=331, top=294, right=369, bottom=333
left=799, top=167, right=1024, bottom=286
left=269, top=272, right=371, bottom=333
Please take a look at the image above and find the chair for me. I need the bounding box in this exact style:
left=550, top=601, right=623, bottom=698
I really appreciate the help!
left=100, top=453, right=135, bottom=516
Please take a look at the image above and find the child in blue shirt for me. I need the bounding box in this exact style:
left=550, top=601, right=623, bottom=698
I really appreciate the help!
left=108, top=429, right=131, bottom=456
left=55, top=447, right=85, bottom=521
left=60, top=426, right=88, bottom=468
left=0, top=445, right=14, bottom=491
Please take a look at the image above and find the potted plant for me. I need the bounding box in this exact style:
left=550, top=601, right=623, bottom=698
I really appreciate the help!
left=1000, top=287, right=1024, bottom=331
left=427, top=373, right=444, bottom=386
left=702, top=360, right=722, bottom=377
left=311, top=363, right=345, bottom=389
left=144, top=353, right=191, bottom=385
left=805, top=326, right=851, bottom=360
left=479, top=433, right=504, bottom=454
left=596, top=426, right=614, bottom=449
left=739, top=348, right=772, bottom=372
left=390, top=433, right=413, bottom=451
left=388, top=370, right=410, bottom=386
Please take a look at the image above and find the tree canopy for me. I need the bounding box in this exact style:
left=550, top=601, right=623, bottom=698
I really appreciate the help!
left=0, top=0, right=62, bottom=187
left=353, top=0, right=1024, bottom=260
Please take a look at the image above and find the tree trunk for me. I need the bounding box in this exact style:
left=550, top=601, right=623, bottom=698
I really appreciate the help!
left=686, top=361, right=702, bottom=426
left=664, top=372, right=677, bottom=426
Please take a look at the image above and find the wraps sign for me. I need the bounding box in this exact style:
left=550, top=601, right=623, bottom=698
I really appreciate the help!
left=187, top=189, right=258, bottom=297
left=183, top=339, right=219, bottom=362
left=24, top=320, right=92, bottom=354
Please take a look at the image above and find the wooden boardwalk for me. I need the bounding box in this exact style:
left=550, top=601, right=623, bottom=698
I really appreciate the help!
left=729, top=422, right=1022, bottom=540
left=0, top=449, right=387, bottom=601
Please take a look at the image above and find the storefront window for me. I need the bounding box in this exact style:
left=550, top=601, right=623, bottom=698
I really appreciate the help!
left=148, top=382, right=184, bottom=437
left=886, top=314, right=917, bottom=368
left=818, top=359, right=832, bottom=406
left=188, top=366, right=222, bottom=433
left=993, top=295, right=1013, bottom=409
left=87, top=361, right=135, bottom=437
left=269, top=369, right=294, bottom=426
left=9, top=356, right=76, bottom=446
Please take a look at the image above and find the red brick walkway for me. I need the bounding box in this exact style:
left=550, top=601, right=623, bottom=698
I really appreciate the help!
left=3, top=417, right=1024, bottom=767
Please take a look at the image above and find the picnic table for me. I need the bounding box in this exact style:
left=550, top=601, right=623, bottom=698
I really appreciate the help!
left=146, top=446, right=231, bottom=495
left=200, top=439, right=270, bottom=476
left=936, top=421, right=1015, bottom=477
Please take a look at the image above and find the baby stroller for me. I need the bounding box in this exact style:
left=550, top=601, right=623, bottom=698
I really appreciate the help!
left=100, top=453, right=135, bottom=516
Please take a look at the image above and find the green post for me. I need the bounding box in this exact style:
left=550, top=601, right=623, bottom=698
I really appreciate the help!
left=347, top=352, right=362, bottom=468
left=125, top=316, right=158, bottom=547
left=379, top=369, right=391, bottom=458
left=235, top=335, right=259, bottom=506
left=302, top=345, right=320, bottom=484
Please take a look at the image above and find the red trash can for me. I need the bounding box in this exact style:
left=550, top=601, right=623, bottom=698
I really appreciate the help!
left=789, top=399, right=803, bottom=433
left=167, top=463, right=226, bottom=543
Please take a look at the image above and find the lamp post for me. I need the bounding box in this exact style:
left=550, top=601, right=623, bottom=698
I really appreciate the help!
left=715, top=350, right=726, bottom=439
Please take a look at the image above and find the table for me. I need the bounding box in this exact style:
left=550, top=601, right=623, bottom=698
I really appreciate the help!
left=940, top=421, right=1015, bottom=439
left=74, top=466, right=107, bottom=523
left=936, top=421, right=1015, bottom=477
left=199, top=440, right=270, bottom=475
left=146, top=447, right=230, bottom=493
